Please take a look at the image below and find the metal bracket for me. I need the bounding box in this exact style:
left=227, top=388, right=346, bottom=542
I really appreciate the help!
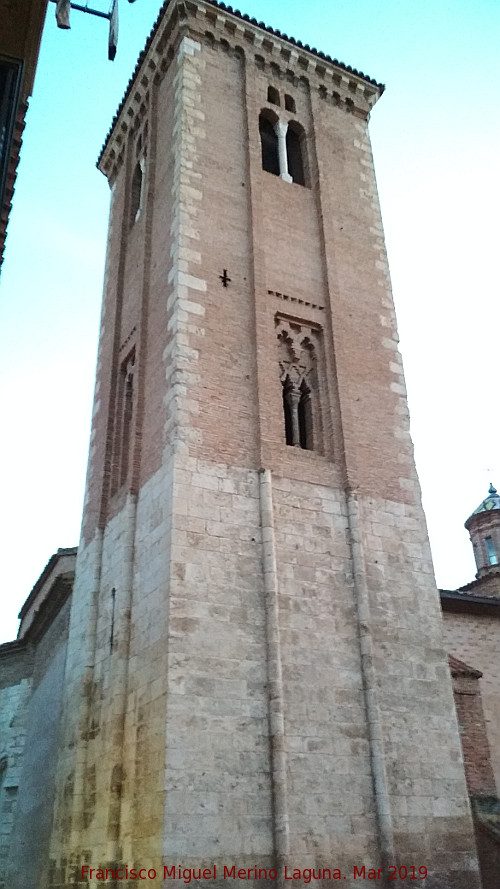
left=48, top=0, right=134, bottom=60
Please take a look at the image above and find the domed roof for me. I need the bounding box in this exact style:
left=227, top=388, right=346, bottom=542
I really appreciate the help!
left=465, top=483, right=500, bottom=526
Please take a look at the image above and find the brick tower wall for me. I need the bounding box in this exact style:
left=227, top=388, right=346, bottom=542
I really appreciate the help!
left=44, top=3, right=481, bottom=888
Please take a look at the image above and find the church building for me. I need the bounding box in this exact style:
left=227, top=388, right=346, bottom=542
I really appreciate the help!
left=1, top=1, right=496, bottom=887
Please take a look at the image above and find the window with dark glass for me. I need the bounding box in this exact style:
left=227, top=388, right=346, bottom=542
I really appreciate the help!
left=485, top=537, right=498, bottom=566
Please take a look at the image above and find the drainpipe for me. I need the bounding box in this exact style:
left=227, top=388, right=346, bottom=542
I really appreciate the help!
left=259, top=468, right=290, bottom=889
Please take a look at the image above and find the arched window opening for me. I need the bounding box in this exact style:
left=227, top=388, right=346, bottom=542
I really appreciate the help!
left=130, top=161, right=143, bottom=226
left=284, top=94, right=296, bottom=113
left=485, top=537, right=498, bottom=566
left=282, top=378, right=294, bottom=446
left=267, top=85, right=280, bottom=106
left=298, top=381, right=313, bottom=450
left=111, top=349, right=135, bottom=495
left=286, top=124, right=305, bottom=186
left=120, top=368, right=134, bottom=488
left=278, top=322, right=323, bottom=454
left=259, top=113, right=280, bottom=176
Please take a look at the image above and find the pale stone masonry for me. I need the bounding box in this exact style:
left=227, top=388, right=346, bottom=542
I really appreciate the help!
left=6, top=2, right=483, bottom=887
left=0, top=548, right=76, bottom=889
left=0, top=654, right=31, bottom=887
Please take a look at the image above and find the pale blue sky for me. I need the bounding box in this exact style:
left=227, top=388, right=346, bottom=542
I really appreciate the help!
left=1, top=0, right=499, bottom=642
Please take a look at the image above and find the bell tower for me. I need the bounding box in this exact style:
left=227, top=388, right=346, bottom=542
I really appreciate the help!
left=466, top=483, right=500, bottom=578
left=45, top=2, right=481, bottom=887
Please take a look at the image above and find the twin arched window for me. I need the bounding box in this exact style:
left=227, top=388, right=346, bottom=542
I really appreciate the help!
left=282, top=377, right=313, bottom=449
left=259, top=111, right=306, bottom=186
left=130, top=160, right=144, bottom=227
left=278, top=324, right=321, bottom=453
left=267, top=86, right=296, bottom=114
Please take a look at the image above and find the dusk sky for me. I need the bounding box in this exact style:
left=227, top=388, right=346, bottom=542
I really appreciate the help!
left=1, top=0, right=499, bottom=642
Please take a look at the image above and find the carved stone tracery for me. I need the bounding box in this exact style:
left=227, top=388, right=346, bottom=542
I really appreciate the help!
left=277, top=326, right=316, bottom=387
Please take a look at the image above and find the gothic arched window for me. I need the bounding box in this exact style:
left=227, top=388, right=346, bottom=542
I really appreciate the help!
left=286, top=122, right=305, bottom=186
left=259, top=112, right=280, bottom=177
left=278, top=322, right=322, bottom=452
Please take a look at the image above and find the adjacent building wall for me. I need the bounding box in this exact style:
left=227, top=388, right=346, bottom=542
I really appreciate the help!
left=0, top=644, right=32, bottom=889
left=449, top=656, right=496, bottom=798
left=443, top=609, right=500, bottom=793
left=0, top=551, right=75, bottom=889
left=0, top=0, right=47, bottom=265
left=8, top=599, right=71, bottom=889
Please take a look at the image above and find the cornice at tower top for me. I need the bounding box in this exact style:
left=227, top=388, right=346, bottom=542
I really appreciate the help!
left=198, top=0, right=384, bottom=89
left=97, top=0, right=385, bottom=174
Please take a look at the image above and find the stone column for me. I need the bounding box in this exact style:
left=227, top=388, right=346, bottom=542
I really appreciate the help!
left=275, top=120, right=292, bottom=183
left=285, top=385, right=301, bottom=446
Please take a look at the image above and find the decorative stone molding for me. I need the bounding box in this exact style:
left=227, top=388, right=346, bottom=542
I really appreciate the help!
left=276, top=316, right=319, bottom=389
left=119, top=325, right=137, bottom=354
left=269, top=289, right=325, bottom=313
